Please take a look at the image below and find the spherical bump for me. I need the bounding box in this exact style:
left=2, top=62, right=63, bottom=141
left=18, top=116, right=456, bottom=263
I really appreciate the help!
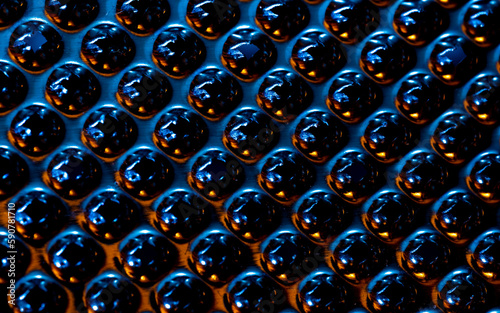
left=47, top=230, right=105, bottom=283
left=428, top=35, right=485, bottom=86
left=395, top=73, right=451, bottom=125
left=225, top=191, right=282, bottom=243
left=116, top=66, right=172, bottom=119
left=396, top=151, right=450, bottom=204
left=294, top=191, right=351, bottom=243
left=188, top=231, right=250, bottom=286
left=85, top=272, right=141, bottom=313
left=116, top=0, right=170, bottom=36
left=15, top=191, right=68, bottom=243
left=0, top=61, right=28, bottom=114
left=156, top=271, right=213, bottom=313
left=9, top=20, right=64, bottom=73
left=467, top=230, right=500, bottom=284
left=117, top=149, right=174, bottom=200
left=256, top=0, right=310, bottom=42
left=257, top=70, right=313, bottom=123
left=13, top=274, right=68, bottom=313
left=360, top=33, right=416, bottom=85
left=462, top=0, right=500, bottom=47
left=261, top=231, right=319, bottom=285
left=155, top=191, right=212, bottom=243
left=259, top=150, right=316, bottom=203
left=326, top=71, right=383, bottom=124
left=1, top=231, right=30, bottom=284
left=464, top=74, right=500, bottom=126
left=119, top=230, right=177, bottom=284
left=324, top=0, right=380, bottom=45
left=327, top=151, right=384, bottom=204
left=0, top=147, right=29, bottom=201
left=435, top=0, right=466, bottom=9
left=44, top=148, right=102, bottom=200
left=81, top=23, right=136, bottom=75
left=153, top=26, right=206, bottom=79
left=222, top=28, right=277, bottom=82
left=329, top=230, right=389, bottom=284
left=467, top=153, right=500, bottom=203
left=188, top=150, right=245, bottom=201
left=154, top=108, right=208, bottom=162
left=83, top=191, right=141, bottom=243
left=362, top=191, right=417, bottom=243
left=291, top=31, right=346, bottom=83
left=45, top=63, right=101, bottom=117
left=45, top=0, right=99, bottom=31
left=188, top=68, right=243, bottom=120
left=361, top=112, right=419, bottom=164
left=393, top=0, right=449, bottom=46
left=223, top=109, right=280, bottom=163
left=187, top=0, right=240, bottom=39
left=293, top=111, right=348, bottom=163
left=0, top=0, right=27, bottom=29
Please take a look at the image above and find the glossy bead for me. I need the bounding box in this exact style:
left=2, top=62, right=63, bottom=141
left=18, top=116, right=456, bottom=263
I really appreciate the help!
left=188, top=150, right=245, bottom=201
left=156, top=271, right=213, bottom=313
left=83, top=191, right=141, bottom=242
left=255, top=0, right=310, bottom=42
left=428, top=35, right=485, bottom=86
left=435, top=0, right=466, bottom=9
left=0, top=61, right=28, bottom=114
left=15, top=191, right=68, bottom=243
left=293, top=111, right=348, bottom=163
left=116, top=66, right=172, bottom=119
left=291, top=31, right=346, bottom=83
left=462, top=0, right=500, bottom=47
left=9, top=104, right=65, bottom=157
left=155, top=190, right=212, bottom=243
left=327, top=151, right=384, bottom=204
left=153, top=27, right=206, bottom=79
left=154, top=108, right=208, bottom=162
left=187, top=0, right=240, bottom=39
left=294, top=191, right=351, bottom=243
left=188, top=68, right=242, bottom=120
left=1, top=230, right=30, bottom=284
left=0, top=147, right=29, bottom=201
left=85, top=272, right=141, bottom=313
left=13, top=273, right=68, bottom=313
left=395, top=73, right=451, bottom=125
left=362, top=191, right=417, bottom=243
left=259, top=150, right=316, bottom=203
left=45, top=0, right=99, bottom=32
left=116, top=0, right=170, bottom=36
left=260, top=231, right=318, bottom=285
left=225, top=191, right=282, bottom=243
left=117, top=149, right=174, bottom=200
left=431, top=113, right=485, bottom=165
left=329, top=230, right=389, bottom=284
left=467, top=229, right=500, bottom=284
left=9, top=20, right=64, bottom=73
left=223, top=109, right=280, bottom=163
left=81, top=23, right=136, bottom=75
left=297, top=270, right=351, bottom=313
left=45, top=63, right=101, bottom=117
left=434, top=268, right=492, bottom=313
left=0, top=0, right=26, bottom=29
left=47, top=230, right=105, bottom=283
left=188, top=231, right=250, bottom=286
left=464, top=74, right=500, bottom=126
left=222, top=28, right=277, bottom=82
left=365, top=269, right=419, bottom=313
left=257, top=70, right=313, bottom=123
left=324, top=0, right=380, bottom=45
left=44, top=148, right=102, bottom=200
left=360, top=33, right=416, bottom=85
left=431, top=191, right=485, bottom=244
left=393, top=0, right=449, bottom=46
left=467, top=153, right=500, bottom=203
left=398, top=230, right=453, bottom=284
left=396, top=151, right=450, bottom=204
left=361, top=112, right=419, bottom=164
left=326, top=71, right=383, bottom=124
